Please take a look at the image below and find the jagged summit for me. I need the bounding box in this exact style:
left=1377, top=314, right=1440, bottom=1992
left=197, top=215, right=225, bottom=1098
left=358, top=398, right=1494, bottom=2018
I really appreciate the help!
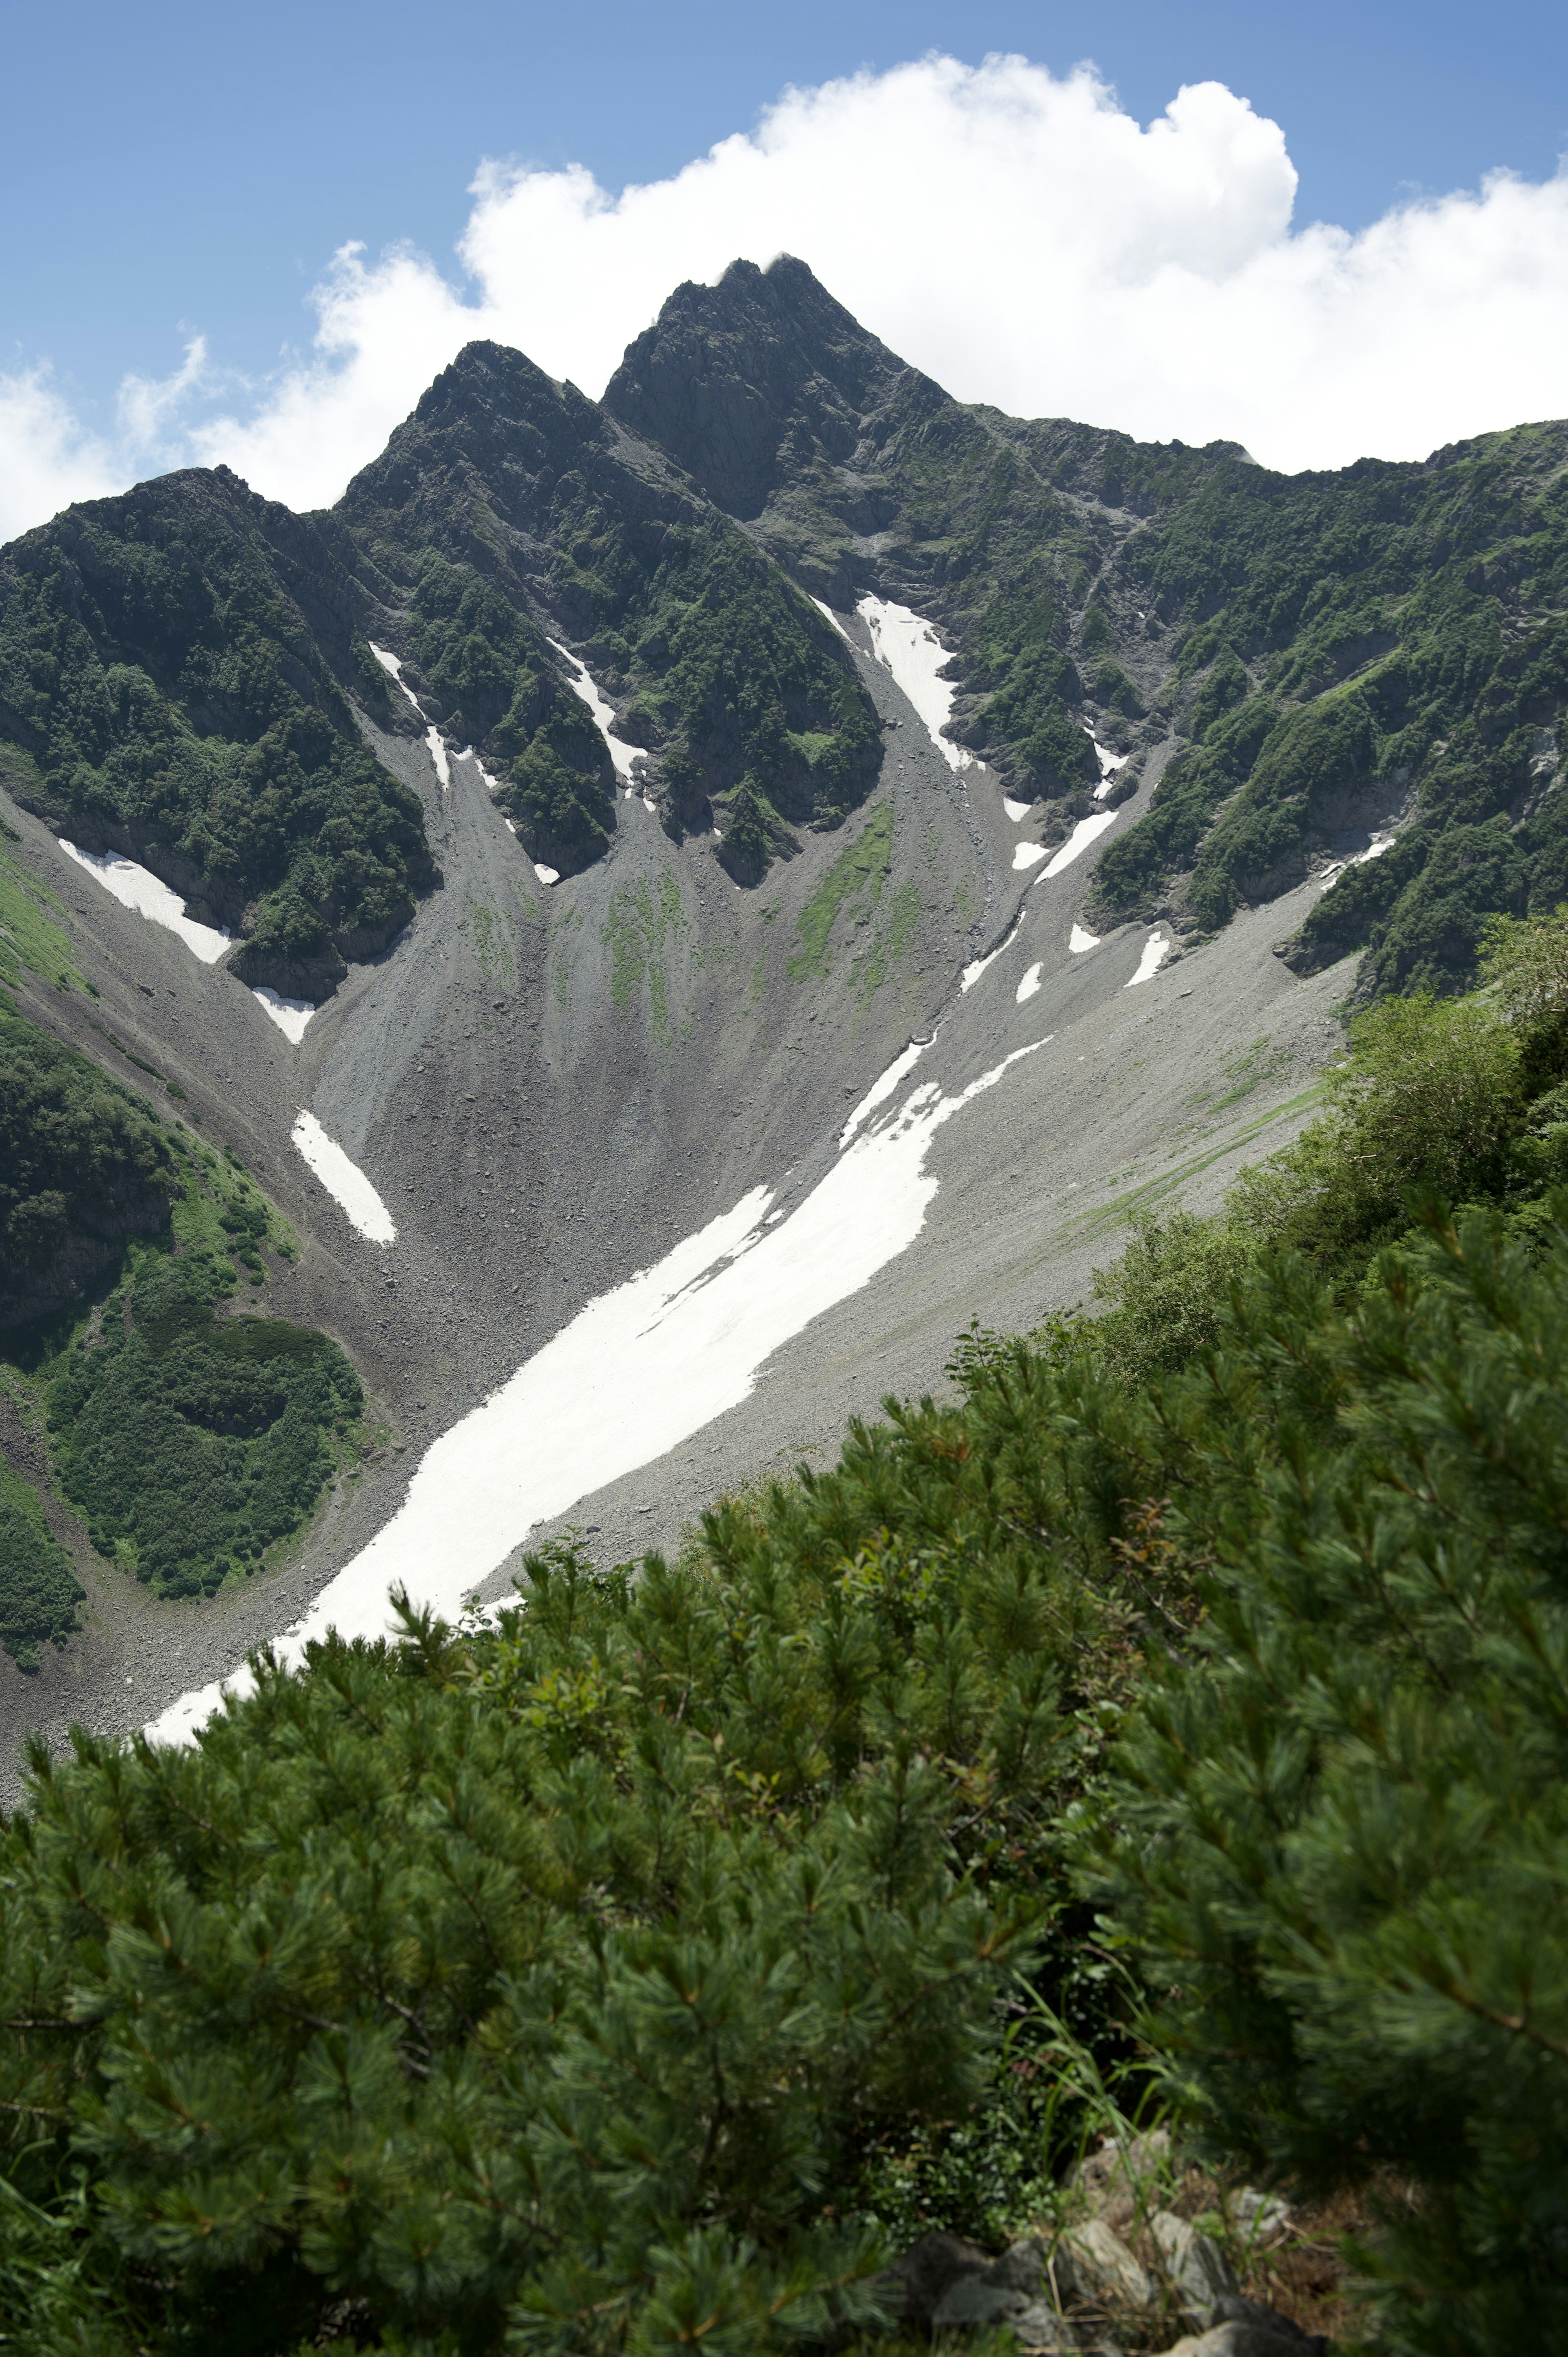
left=604, top=254, right=921, bottom=519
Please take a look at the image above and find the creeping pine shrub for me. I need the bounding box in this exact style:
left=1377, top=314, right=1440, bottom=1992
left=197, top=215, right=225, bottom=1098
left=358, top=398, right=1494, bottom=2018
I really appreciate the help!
left=0, top=1470, right=1147, bottom=2357
left=1090, top=1206, right=1568, bottom=2357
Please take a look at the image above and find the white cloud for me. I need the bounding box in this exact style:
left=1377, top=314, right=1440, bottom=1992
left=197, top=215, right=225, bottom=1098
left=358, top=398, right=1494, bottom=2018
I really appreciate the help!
left=0, top=367, right=120, bottom=543
left=5, top=51, right=1568, bottom=538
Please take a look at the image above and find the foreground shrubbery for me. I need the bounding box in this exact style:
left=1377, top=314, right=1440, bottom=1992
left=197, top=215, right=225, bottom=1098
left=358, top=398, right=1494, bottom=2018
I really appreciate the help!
left=8, top=914, right=1568, bottom=2354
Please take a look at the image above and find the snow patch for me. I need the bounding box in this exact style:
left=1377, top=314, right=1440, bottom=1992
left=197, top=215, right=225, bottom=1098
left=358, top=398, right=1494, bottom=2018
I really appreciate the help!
left=1013, top=841, right=1047, bottom=870
left=290, top=1112, right=396, bottom=1244
left=811, top=596, right=855, bottom=645
left=961, top=919, right=1020, bottom=991
left=1043, top=810, right=1118, bottom=877
left=1016, top=961, right=1042, bottom=1003
left=60, top=841, right=231, bottom=963
left=148, top=1035, right=1055, bottom=1745
left=424, top=726, right=450, bottom=789
left=368, top=644, right=423, bottom=713
left=1070, top=922, right=1100, bottom=953
left=461, top=747, right=503, bottom=795
left=252, top=988, right=315, bottom=1043
left=534, top=862, right=559, bottom=885
left=1093, top=739, right=1129, bottom=799
left=1127, top=931, right=1172, bottom=988
left=1320, top=831, right=1397, bottom=887
left=856, top=595, right=971, bottom=771
left=840, top=1037, right=927, bottom=1148
left=548, top=638, right=643, bottom=782
left=1002, top=796, right=1031, bottom=823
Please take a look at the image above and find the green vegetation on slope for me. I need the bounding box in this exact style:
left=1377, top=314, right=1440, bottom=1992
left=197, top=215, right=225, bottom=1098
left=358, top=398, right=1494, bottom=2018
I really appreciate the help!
left=337, top=343, right=882, bottom=879
left=0, top=807, right=85, bottom=999
left=788, top=799, right=893, bottom=978
left=2, top=1042, right=358, bottom=1641
left=0, top=1010, right=175, bottom=1324
left=0, top=1456, right=81, bottom=1673
left=0, top=472, right=434, bottom=977
left=46, top=1231, right=360, bottom=1601
left=1094, top=423, right=1568, bottom=990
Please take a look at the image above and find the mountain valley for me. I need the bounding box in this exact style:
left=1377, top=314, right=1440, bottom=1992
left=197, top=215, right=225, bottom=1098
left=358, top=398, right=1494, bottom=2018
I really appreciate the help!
left=1, top=254, right=1564, bottom=1776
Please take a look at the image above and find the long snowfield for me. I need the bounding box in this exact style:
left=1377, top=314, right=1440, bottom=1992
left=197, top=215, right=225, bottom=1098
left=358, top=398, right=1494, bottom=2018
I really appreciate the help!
left=60, top=842, right=231, bottom=963
left=147, top=1032, right=1052, bottom=1745
left=856, top=595, right=972, bottom=771
left=290, top=1113, right=397, bottom=1244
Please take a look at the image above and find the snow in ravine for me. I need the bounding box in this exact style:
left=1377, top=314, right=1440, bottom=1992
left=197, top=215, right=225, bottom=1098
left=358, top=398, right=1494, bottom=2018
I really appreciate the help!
left=252, top=988, right=315, bottom=1043
left=60, top=842, right=231, bottom=963
left=534, top=862, right=560, bottom=885
left=1043, top=811, right=1118, bottom=876
left=368, top=644, right=423, bottom=712
left=548, top=639, right=644, bottom=782
left=1070, top=922, right=1101, bottom=953
left=1016, top=961, right=1043, bottom=1003
left=961, top=920, right=1020, bottom=991
left=855, top=595, right=971, bottom=771
left=425, top=727, right=451, bottom=789
left=148, top=1034, right=1056, bottom=1746
left=811, top=596, right=856, bottom=645
left=1093, top=741, right=1129, bottom=799
left=839, top=1037, right=927, bottom=1147
left=290, top=1112, right=396, bottom=1244
left=1013, top=841, right=1047, bottom=870
left=1127, top=931, right=1173, bottom=987
left=1003, top=796, right=1031, bottom=822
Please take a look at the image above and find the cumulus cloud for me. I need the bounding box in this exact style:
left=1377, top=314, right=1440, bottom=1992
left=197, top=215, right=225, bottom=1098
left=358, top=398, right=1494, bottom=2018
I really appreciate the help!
left=6, top=51, right=1568, bottom=536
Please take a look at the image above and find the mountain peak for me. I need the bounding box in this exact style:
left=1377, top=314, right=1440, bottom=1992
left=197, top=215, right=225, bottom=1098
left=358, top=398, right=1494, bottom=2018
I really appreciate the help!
left=603, top=254, right=911, bottom=519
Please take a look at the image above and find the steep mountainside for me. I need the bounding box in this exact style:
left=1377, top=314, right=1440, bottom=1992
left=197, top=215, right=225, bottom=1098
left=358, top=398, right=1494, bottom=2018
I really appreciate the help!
left=610, top=257, right=1568, bottom=993
left=0, top=470, right=434, bottom=999
left=337, top=341, right=881, bottom=880
left=1, top=254, right=1566, bottom=1777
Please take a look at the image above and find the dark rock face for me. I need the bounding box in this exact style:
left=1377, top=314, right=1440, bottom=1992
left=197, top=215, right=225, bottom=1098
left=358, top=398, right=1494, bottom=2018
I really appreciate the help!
left=604, top=254, right=911, bottom=520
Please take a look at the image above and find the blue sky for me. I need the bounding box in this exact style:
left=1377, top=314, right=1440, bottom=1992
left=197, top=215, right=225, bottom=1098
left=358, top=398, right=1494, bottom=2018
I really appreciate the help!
left=6, top=0, right=1566, bottom=420
left=2, top=0, right=1566, bottom=533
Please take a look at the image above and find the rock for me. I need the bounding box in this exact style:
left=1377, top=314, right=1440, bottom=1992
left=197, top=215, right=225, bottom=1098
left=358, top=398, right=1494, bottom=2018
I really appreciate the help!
left=1006, top=2301, right=1080, bottom=2354
left=932, top=2278, right=1031, bottom=2330
left=983, top=2237, right=1050, bottom=2296
left=1234, top=2190, right=1294, bottom=2242
left=1150, top=2212, right=1238, bottom=2317
left=1074, top=2127, right=1172, bottom=2219
left=862, top=2229, right=994, bottom=2331
left=1053, top=2217, right=1156, bottom=2310
left=1209, top=2294, right=1325, bottom=2353
left=1155, top=2330, right=1312, bottom=2357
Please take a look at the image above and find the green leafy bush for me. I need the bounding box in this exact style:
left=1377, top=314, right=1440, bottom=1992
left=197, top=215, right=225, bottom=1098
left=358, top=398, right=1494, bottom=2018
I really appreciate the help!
left=46, top=1253, right=362, bottom=1598
left=0, top=1456, right=82, bottom=1671
left=0, top=1011, right=174, bottom=1321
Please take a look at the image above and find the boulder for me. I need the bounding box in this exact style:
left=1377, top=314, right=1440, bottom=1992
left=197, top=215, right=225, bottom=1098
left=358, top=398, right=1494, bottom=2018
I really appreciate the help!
left=1156, top=2297, right=1326, bottom=2357
left=862, top=2229, right=993, bottom=2332
left=1052, top=2217, right=1156, bottom=2310
left=1150, top=2213, right=1238, bottom=2317
left=1074, top=2128, right=1172, bottom=2217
